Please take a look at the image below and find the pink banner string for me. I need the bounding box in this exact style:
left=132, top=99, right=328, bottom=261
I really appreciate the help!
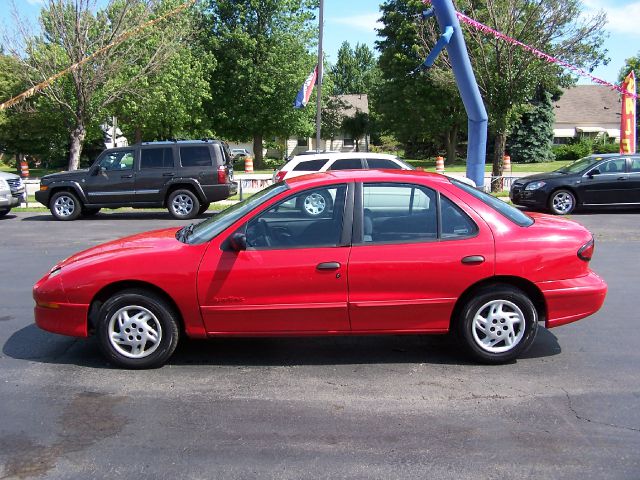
left=421, top=0, right=638, bottom=99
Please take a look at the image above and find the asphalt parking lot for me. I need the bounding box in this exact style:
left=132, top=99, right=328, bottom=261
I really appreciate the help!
left=1, top=209, right=639, bottom=479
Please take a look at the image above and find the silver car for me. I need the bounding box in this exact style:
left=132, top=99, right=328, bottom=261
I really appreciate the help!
left=0, top=171, right=25, bottom=217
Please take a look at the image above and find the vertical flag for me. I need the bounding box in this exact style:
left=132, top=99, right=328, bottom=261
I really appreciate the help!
left=620, top=71, right=636, bottom=154
left=294, top=65, right=318, bottom=109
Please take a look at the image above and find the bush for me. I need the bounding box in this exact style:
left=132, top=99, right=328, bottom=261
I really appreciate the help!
left=592, top=142, right=620, bottom=154
left=552, top=140, right=594, bottom=161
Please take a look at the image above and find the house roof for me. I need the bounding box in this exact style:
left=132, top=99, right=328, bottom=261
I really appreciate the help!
left=554, top=85, right=621, bottom=124
left=335, top=94, right=369, bottom=116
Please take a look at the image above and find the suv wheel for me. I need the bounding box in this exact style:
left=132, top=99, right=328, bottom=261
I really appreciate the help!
left=50, top=191, right=82, bottom=221
left=168, top=189, right=200, bottom=220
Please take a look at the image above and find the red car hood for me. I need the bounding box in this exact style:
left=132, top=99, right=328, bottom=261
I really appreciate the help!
left=57, top=228, right=182, bottom=268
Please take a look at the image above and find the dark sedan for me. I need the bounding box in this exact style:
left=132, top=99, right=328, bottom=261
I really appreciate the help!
left=510, top=154, right=640, bottom=214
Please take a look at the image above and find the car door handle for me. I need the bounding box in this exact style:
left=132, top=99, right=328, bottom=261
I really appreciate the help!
left=617, top=176, right=628, bottom=180
left=121, top=174, right=133, bottom=179
left=317, top=262, right=341, bottom=270
left=461, top=255, right=485, bottom=265
left=163, top=172, right=175, bottom=177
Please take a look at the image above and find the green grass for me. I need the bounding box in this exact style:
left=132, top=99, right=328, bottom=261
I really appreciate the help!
left=404, top=159, right=572, bottom=173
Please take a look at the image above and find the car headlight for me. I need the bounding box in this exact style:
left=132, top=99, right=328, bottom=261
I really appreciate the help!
left=525, top=181, right=546, bottom=191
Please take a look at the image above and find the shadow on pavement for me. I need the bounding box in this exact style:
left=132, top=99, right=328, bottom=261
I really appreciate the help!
left=3, top=324, right=561, bottom=369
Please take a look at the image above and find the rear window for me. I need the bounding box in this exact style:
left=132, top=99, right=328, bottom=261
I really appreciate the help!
left=366, top=158, right=402, bottom=169
left=180, top=146, right=212, bottom=167
left=141, top=148, right=174, bottom=169
left=451, top=180, right=534, bottom=227
left=292, top=159, right=327, bottom=171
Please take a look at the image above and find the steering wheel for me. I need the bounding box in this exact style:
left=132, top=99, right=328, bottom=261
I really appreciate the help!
left=257, top=218, right=272, bottom=247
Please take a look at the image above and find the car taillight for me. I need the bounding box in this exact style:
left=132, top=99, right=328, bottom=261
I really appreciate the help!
left=577, top=238, right=594, bottom=262
left=217, top=165, right=227, bottom=184
left=274, top=170, right=286, bottom=183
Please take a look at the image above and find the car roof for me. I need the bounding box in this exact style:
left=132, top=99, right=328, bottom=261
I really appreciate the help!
left=289, top=152, right=399, bottom=162
left=284, top=169, right=453, bottom=189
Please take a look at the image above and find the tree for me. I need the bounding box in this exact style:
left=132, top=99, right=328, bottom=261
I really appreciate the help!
left=507, top=88, right=556, bottom=163
left=330, top=41, right=379, bottom=95
left=375, top=0, right=466, bottom=162
left=341, top=110, right=370, bottom=152
left=202, top=0, right=318, bottom=168
left=619, top=52, right=639, bottom=142
left=6, top=0, right=193, bottom=170
left=321, top=96, right=347, bottom=150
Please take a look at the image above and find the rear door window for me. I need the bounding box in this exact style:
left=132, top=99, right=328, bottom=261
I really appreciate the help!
left=140, top=148, right=174, bottom=169
left=365, top=158, right=402, bottom=169
left=180, top=146, right=212, bottom=167
left=329, top=158, right=364, bottom=170
left=292, top=159, right=327, bottom=171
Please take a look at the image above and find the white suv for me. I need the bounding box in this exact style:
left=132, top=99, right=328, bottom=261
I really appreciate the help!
left=0, top=171, right=24, bottom=217
left=273, top=152, right=412, bottom=183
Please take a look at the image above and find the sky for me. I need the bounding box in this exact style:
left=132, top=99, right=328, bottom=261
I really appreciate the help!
left=1, top=0, right=638, bottom=85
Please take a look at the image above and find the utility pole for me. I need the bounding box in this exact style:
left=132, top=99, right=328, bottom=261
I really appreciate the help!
left=315, top=0, right=324, bottom=152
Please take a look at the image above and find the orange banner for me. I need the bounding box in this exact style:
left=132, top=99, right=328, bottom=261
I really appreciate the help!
left=620, top=71, right=636, bottom=154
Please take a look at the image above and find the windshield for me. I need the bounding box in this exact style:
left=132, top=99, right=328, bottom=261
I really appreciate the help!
left=451, top=180, right=533, bottom=227
left=556, top=156, right=602, bottom=174
left=182, top=183, right=288, bottom=244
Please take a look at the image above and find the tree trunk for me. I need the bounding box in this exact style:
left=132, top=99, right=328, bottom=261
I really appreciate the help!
left=492, top=131, right=507, bottom=192
left=446, top=125, right=459, bottom=164
left=253, top=134, right=264, bottom=169
left=135, top=127, right=143, bottom=144
left=355, top=137, right=360, bottom=152
left=68, top=123, right=86, bottom=171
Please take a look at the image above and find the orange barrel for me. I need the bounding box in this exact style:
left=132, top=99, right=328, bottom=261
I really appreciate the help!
left=244, top=156, right=254, bottom=173
left=20, top=159, right=29, bottom=178
left=502, top=154, right=511, bottom=173
left=435, top=156, right=445, bottom=173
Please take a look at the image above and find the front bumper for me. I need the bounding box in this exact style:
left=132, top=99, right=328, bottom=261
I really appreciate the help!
left=35, top=189, right=50, bottom=206
left=537, top=271, right=607, bottom=328
left=510, top=185, right=548, bottom=208
left=0, top=193, right=20, bottom=209
left=33, top=272, right=89, bottom=337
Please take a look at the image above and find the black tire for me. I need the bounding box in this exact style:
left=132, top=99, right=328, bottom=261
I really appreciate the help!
left=0, top=209, right=9, bottom=217
left=82, top=207, right=101, bottom=217
left=300, top=191, right=333, bottom=217
left=50, top=190, right=82, bottom=221
left=198, top=202, right=210, bottom=215
left=96, top=289, right=180, bottom=369
left=548, top=189, right=576, bottom=215
left=167, top=189, right=200, bottom=220
left=456, top=285, right=538, bottom=364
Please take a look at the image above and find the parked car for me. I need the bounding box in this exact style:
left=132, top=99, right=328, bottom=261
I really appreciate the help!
left=230, top=148, right=251, bottom=159
left=34, top=170, right=606, bottom=369
left=0, top=171, right=25, bottom=217
left=273, top=152, right=475, bottom=217
left=510, top=153, right=640, bottom=215
left=35, top=140, right=237, bottom=220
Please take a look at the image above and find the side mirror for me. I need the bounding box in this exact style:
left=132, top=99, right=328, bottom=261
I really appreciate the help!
left=229, top=232, right=247, bottom=252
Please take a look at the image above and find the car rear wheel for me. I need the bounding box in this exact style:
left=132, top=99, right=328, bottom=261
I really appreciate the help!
left=549, top=189, right=576, bottom=215
left=96, top=289, right=179, bottom=369
left=168, top=189, right=200, bottom=220
left=50, top=191, right=82, bottom=221
left=301, top=191, right=332, bottom=217
left=457, top=285, right=538, bottom=364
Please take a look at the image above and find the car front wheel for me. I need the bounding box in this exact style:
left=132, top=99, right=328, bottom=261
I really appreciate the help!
left=549, top=189, right=576, bottom=215
left=96, top=289, right=179, bottom=369
left=168, top=189, right=200, bottom=220
left=50, top=191, right=82, bottom=221
left=457, top=285, right=538, bottom=364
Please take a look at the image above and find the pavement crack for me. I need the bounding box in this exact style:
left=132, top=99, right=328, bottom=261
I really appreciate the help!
left=561, top=387, right=640, bottom=433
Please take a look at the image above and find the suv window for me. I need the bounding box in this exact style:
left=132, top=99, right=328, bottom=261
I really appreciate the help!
left=362, top=184, right=437, bottom=243
left=245, top=185, right=347, bottom=249
left=97, top=150, right=134, bottom=171
left=141, top=148, right=174, bottom=169
left=366, top=158, right=402, bottom=169
left=329, top=158, right=363, bottom=170
left=180, top=146, right=212, bottom=167
left=293, top=159, right=327, bottom=171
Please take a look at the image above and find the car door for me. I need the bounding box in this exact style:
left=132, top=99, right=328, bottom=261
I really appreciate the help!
left=347, top=182, right=494, bottom=332
left=84, top=148, right=136, bottom=204
left=579, top=158, right=631, bottom=205
left=135, top=146, right=176, bottom=203
left=196, top=183, right=353, bottom=333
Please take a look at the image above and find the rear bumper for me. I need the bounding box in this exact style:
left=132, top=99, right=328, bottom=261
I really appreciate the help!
left=202, top=183, right=237, bottom=202
left=537, top=271, right=607, bottom=328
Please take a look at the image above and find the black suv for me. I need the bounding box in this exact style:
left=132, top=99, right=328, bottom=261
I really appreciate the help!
left=36, top=140, right=237, bottom=220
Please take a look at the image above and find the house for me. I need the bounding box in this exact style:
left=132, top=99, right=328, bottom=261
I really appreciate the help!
left=228, top=94, right=371, bottom=159
left=553, top=85, right=621, bottom=144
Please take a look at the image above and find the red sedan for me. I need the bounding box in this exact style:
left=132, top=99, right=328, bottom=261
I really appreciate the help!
left=33, top=170, right=607, bottom=368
